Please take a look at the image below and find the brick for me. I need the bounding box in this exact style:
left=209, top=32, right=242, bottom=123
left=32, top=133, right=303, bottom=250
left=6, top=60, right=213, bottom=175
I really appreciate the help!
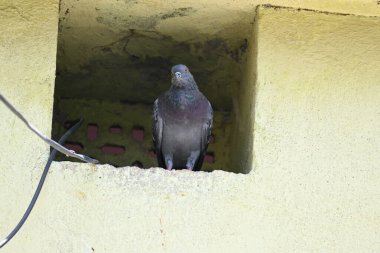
left=101, top=145, right=126, bottom=155
left=132, top=126, right=144, bottom=142
left=64, top=142, right=83, bottom=152
left=109, top=125, right=122, bottom=134
left=87, top=124, right=98, bottom=141
left=204, top=152, right=215, bottom=164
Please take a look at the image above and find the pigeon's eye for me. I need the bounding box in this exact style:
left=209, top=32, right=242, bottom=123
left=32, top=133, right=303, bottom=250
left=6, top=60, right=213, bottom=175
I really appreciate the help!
left=175, top=72, right=182, bottom=78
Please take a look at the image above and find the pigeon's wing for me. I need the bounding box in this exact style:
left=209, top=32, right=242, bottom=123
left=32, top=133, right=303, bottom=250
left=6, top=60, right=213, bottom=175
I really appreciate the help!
left=194, top=101, right=213, bottom=171
left=152, top=99, right=165, bottom=168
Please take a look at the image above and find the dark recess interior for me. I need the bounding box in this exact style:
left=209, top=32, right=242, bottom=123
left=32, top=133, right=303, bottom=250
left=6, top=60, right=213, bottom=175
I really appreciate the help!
left=52, top=0, right=251, bottom=173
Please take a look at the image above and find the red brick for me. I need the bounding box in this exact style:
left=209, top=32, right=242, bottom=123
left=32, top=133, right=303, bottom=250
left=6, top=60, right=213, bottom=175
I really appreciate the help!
left=204, top=152, right=215, bottom=164
left=109, top=125, right=122, bottom=134
left=132, top=127, right=144, bottom=142
left=64, top=142, right=83, bottom=152
left=101, top=145, right=126, bottom=155
left=87, top=124, right=98, bottom=141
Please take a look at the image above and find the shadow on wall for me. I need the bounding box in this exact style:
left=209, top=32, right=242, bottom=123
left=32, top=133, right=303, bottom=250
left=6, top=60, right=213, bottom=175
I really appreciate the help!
left=53, top=0, right=255, bottom=173
left=56, top=29, right=248, bottom=111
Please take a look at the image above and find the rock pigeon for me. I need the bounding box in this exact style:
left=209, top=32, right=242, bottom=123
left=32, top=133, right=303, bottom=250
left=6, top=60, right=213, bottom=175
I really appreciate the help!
left=152, top=64, right=213, bottom=171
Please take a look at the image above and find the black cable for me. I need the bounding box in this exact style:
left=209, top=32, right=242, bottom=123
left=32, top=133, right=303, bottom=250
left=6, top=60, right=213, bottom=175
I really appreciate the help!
left=0, top=94, right=98, bottom=164
left=0, top=119, right=84, bottom=248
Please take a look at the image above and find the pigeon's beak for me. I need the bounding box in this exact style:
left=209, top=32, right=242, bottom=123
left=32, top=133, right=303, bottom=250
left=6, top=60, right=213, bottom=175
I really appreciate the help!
left=174, top=72, right=182, bottom=79
left=171, top=71, right=185, bottom=87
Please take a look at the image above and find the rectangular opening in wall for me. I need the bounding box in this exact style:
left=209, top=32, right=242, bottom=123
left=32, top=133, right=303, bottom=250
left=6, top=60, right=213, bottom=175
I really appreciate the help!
left=52, top=0, right=255, bottom=173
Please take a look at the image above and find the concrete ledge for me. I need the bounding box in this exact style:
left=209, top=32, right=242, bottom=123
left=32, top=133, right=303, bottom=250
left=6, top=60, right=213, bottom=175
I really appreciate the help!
left=3, top=158, right=379, bottom=252
left=5, top=162, right=254, bottom=252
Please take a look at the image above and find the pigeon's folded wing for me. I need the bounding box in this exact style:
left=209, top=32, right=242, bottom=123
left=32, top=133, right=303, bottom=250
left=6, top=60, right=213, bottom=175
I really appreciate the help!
left=152, top=99, right=164, bottom=167
left=194, top=101, right=213, bottom=171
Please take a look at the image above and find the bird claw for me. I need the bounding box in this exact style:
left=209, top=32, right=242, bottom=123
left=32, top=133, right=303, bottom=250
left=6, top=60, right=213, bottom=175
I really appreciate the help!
left=186, top=154, right=197, bottom=171
left=165, top=159, right=173, bottom=171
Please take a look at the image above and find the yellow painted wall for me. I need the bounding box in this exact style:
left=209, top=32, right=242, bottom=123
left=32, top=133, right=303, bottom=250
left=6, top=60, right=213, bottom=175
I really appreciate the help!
left=0, top=1, right=59, bottom=251
left=251, top=6, right=380, bottom=251
left=0, top=2, right=379, bottom=253
left=253, top=6, right=380, bottom=174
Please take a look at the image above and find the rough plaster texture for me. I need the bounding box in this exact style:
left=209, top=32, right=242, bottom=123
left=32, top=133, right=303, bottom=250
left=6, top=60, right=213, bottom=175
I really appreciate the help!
left=1, top=2, right=380, bottom=253
left=55, top=0, right=380, bottom=111
left=253, top=6, right=380, bottom=172
left=0, top=0, right=59, bottom=250
left=250, top=5, right=380, bottom=251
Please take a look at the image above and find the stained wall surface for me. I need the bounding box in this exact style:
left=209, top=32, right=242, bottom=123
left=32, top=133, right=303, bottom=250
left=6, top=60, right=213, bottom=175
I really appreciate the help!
left=0, top=1, right=60, bottom=251
left=0, top=2, right=379, bottom=253
left=55, top=0, right=380, bottom=110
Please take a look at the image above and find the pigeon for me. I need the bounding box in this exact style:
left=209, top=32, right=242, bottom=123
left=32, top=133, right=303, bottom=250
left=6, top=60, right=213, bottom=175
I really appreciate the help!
left=152, top=64, right=213, bottom=171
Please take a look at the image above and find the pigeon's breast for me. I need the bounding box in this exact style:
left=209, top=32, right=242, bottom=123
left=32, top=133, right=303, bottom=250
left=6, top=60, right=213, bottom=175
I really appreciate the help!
left=159, top=92, right=210, bottom=165
left=162, top=121, right=202, bottom=165
left=161, top=93, right=210, bottom=124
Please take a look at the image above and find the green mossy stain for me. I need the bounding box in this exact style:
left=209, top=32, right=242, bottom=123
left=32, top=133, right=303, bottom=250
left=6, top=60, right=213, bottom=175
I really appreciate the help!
left=55, top=30, right=247, bottom=111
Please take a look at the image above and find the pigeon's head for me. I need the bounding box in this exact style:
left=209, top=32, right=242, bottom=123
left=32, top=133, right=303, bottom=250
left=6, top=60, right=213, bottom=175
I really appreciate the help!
left=171, top=64, right=197, bottom=89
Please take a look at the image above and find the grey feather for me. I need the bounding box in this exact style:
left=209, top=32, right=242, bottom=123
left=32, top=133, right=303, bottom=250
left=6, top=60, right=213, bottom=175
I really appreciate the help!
left=152, top=64, right=213, bottom=171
